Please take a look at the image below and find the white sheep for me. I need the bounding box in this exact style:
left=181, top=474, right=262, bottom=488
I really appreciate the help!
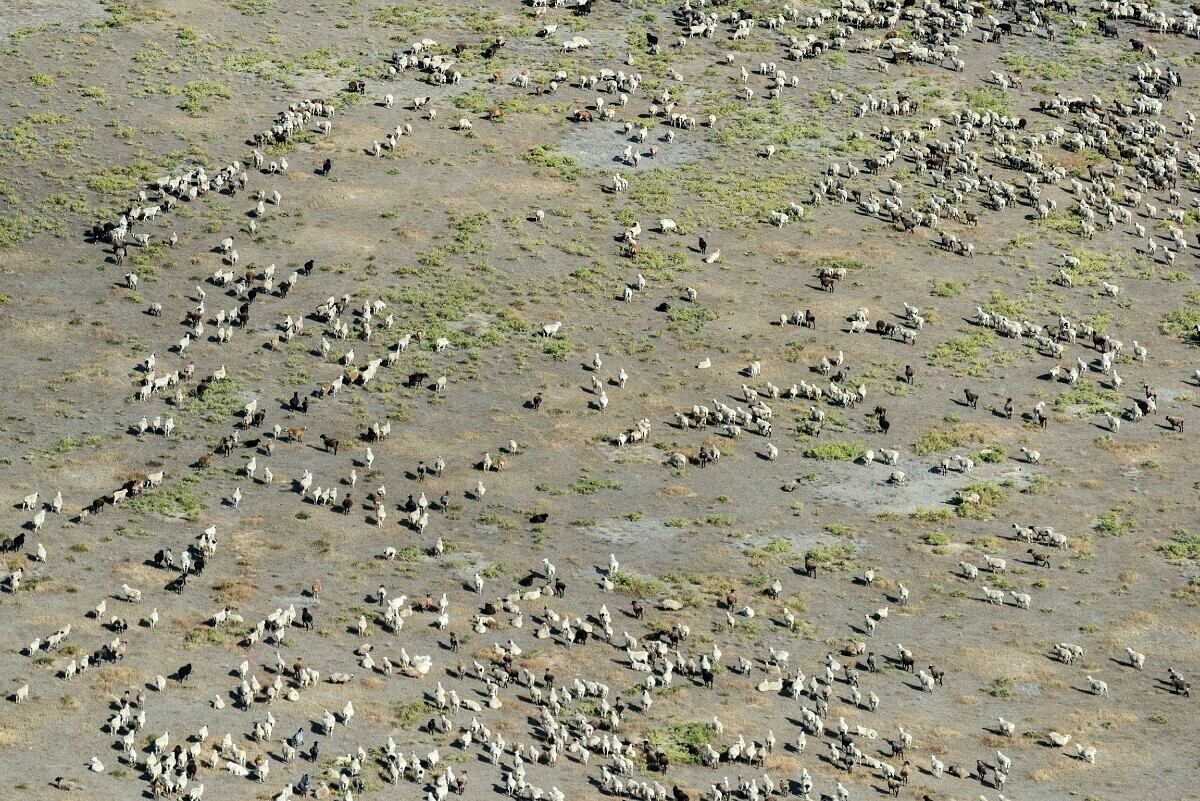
left=981, top=585, right=1005, bottom=605
left=1085, top=675, right=1109, bottom=696
left=659, top=219, right=677, bottom=234
left=1124, top=646, right=1145, bottom=670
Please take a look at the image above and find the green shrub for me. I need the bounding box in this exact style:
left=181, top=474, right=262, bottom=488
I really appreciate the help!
left=1054, top=380, right=1120, bottom=414
left=1156, top=529, right=1199, bottom=564
left=804, top=441, right=865, bottom=461
left=977, top=445, right=1005, bottom=463
left=1160, top=307, right=1200, bottom=340
left=645, top=723, right=714, bottom=764
left=612, top=574, right=664, bottom=597
left=923, top=531, right=950, bottom=546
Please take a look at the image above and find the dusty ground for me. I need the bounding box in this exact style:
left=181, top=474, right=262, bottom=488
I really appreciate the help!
left=0, top=0, right=1198, bottom=799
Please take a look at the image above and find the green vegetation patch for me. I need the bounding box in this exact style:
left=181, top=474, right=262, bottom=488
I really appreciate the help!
left=804, top=441, right=865, bottom=461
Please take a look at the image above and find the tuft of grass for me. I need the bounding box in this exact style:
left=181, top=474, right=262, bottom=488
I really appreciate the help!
left=913, top=424, right=986, bottom=455
left=1157, top=529, right=1200, bottom=564
left=666, top=306, right=717, bottom=334
left=923, top=531, right=950, bottom=546
left=1094, top=509, right=1132, bottom=536
left=927, top=331, right=1010, bottom=378
left=645, top=722, right=714, bottom=764
left=980, top=675, right=1014, bottom=698
left=804, top=543, right=856, bottom=569
left=612, top=574, right=665, bottom=597
left=956, top=482, right=1006, bottom=519
left=804, top=441, right=865, bottom=461
left=1054, top=380, right=1120, bottom=415
left=127, top=486, right=203, bottom=521
left=930, top=280, right=964, bottom=298
left=393, top=700, right=431, bottom=728
left=977, top=445, right=1005, bottom=463
left=1160, top=307, right=1200, bottom=340
left=571, top=475, right=624, bottom=495
left=911, top=507, right=953, bottom=523
left=521, top=145, right=584, bottom=183
left=1022, top=474, right=1055, bottom=495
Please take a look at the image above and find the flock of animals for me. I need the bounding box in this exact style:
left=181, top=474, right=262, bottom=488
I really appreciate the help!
left=3, top=0, right=1200, bottom=798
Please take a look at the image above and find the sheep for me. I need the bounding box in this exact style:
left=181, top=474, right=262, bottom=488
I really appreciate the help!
left=122, top=583, right=143, bottom=603
left=1020, top=446, right=1041, bottom=465
left=982, top=554, right=1006, bottom=573
left=541, top=321, right=563, bottom=337
left=1009, top=591, right=1032, bottom=609
left=659, top=219, right=677, bottom=234
left=1047, top=731, right=1072, bottom=747
left=959, top=562, right=979, bottom=580
left=997, top=717, right=1016, bottom=736
left=1085, top=675, right=1109, bottom=696
left=1076, top=744, right=1097, bottom=764
left=1125, top=646, right=1145, bottom=670
left=981, top=585, right=1005, bottom=605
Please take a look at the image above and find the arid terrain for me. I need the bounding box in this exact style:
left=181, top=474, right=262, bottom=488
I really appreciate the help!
left=1, top=0, right=1198, bottom=799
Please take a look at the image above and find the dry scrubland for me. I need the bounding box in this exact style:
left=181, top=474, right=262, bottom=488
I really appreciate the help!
left=0, top=0, right=1199, bottom=799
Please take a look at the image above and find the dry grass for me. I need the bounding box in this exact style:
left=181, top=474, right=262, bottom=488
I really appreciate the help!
left=214, top=578, right=258, bottom=604
left=91, top=666, right=139, bottom=693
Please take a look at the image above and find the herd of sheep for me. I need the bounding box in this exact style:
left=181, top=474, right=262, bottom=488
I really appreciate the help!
left=4, top=0, right=1200, bottom=798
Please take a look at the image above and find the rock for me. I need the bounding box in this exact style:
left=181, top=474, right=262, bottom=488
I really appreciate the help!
left=660, top=598, right=684, bottom=610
